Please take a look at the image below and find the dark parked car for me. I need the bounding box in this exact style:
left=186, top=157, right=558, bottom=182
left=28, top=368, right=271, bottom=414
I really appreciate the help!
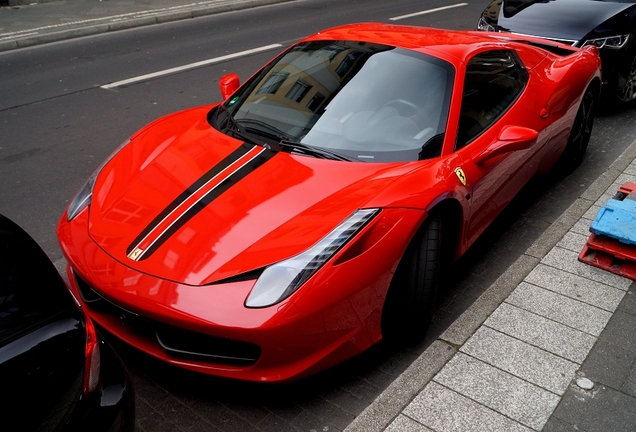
left=0, top=215, right=134, bottom=431
left=477, top=0, right=636, bottom=103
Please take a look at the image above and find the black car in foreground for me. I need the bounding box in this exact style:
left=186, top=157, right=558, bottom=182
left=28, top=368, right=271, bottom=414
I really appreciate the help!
left=478, top=0, right=636, bottom=103
left=0, top=215, right=134, bottom=431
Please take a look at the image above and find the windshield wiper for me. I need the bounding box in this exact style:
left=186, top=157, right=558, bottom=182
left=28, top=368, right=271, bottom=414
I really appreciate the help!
left=216, top=105, right=268, bottom=148
left=277, top=139, right=356, bottom=162
left=237, top=120, right=355, bottom=162
left=217, top=110, right=355, bottom=162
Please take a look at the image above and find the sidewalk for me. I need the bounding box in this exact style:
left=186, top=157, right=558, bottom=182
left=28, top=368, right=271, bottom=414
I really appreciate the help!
left=0, top=0, right=292, bottom=52
left=348, top=138, right=636, bottom=432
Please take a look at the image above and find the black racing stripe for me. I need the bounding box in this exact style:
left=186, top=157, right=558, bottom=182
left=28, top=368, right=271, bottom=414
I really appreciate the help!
left=137, top=149, right=276, bottom=261
left=126, top=143, right=254, bottom=256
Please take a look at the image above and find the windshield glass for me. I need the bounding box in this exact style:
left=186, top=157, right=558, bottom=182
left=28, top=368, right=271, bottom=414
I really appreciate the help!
left=215, top=40, right=455, bottom=162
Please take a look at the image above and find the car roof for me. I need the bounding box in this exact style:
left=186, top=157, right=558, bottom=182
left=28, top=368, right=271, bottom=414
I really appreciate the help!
left=303, top=23, right=515, bottom=63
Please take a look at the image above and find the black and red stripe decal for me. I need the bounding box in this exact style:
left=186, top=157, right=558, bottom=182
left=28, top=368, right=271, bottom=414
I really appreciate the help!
left=127, top=143, right=273, bottom=261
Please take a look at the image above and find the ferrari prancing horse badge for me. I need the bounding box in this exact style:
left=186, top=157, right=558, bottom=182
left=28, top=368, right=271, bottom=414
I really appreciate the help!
left=455, top=167, right=467, bottom=186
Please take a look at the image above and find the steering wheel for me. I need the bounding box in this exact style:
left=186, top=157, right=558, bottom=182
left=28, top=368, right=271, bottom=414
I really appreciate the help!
left=384, top=99, right=420, bottom=118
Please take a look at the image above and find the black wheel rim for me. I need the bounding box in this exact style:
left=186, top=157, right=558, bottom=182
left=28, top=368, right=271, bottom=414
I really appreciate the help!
left=617, top=56, right=636, bottom=102
left=571, top=91, right=594, bottom=155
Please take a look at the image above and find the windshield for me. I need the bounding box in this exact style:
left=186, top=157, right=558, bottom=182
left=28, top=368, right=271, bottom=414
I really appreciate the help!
left=215, top=40, right=454, bottom=162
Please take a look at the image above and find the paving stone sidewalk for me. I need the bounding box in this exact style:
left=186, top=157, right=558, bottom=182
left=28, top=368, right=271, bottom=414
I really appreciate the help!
left=348, top=138, right=636, bottom=431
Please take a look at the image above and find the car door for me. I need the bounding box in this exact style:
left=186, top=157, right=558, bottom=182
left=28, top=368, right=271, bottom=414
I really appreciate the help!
left=453, top=49, right=542, bottom=246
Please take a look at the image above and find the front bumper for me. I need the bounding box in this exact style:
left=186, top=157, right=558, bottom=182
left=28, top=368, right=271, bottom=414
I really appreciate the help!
left=58, top=207, right=423, bottom=382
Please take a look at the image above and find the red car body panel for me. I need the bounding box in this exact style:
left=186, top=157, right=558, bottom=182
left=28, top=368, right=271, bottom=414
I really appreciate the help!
left=58, top=24, right=601, bottom=382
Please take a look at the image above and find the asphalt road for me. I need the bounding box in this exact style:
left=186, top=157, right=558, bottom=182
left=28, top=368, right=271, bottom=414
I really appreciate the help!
left=1, top=0, right=636, bottom=430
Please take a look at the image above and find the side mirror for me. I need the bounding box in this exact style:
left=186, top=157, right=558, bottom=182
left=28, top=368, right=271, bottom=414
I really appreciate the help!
left=474, top=125, right=538, bottom=165
left=219, top=73, right=240, bottom=101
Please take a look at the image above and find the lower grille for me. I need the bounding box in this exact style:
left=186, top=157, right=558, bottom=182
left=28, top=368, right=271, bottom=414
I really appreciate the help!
left=73, top=271, right=261, bottom=366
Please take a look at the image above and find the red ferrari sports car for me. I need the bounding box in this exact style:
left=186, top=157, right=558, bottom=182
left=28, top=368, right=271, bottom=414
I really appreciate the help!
left=58, top=24, right=601, bottom=382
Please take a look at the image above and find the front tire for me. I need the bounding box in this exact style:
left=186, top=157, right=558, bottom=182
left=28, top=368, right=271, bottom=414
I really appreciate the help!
left=381, top=216, right=442, bottom=343
left=560, top=87, right=596, bottom=171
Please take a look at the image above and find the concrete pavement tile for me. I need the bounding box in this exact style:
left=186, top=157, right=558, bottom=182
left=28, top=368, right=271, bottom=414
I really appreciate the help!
left=620, top=361, right=636, bottom=398
left=541, top=246, right=632, bottom=290
left=385, top=415, right=432, bottom=432
left=524, top=264, right=625, bottom=312
left=580, top=168, right=623, bottom=203
left=581, top=339, right=636, bottom=390
left=155, top=397, right=201, bottom=430
left=440, top=254, right=540, bottom=346
left=485, top=303, right=596, bottom=363
left=542, top=416, right=585, bottom=432
left=550, top=385, right=636, bottom=432
left=601, top=310, right=636, bottom=354
left=507, top=282, right=612, bottom=336
left=188, top=420, right=223, bottom=432
left=526, top=219, right=574, bottom=259
left=582, top=204, right=600, bottom=221
left=253, top=414, right=293, bottom=432
left=460, top=327, right=578, bottom=394
left=571, top=218, right=593, bottom=236
left=593, top=189, right=618, bottom=207
left=626, top=162, right=636, bottom=176
left=525, top=197, right=590, bottom=259
left=290, top=410, right=336, bottom=432
left=618, top=287, right=636, bottom=315
left=434, top=353, right=560, bottom=430
left=403, top=382, right=532, bottom=432
left=344, top=341, right=456, bottom=432
left=610, top=173, right=636, bottom=190
left=551, top=198, right=595, bottom=231
left=556, top=231, right=589, bottom=253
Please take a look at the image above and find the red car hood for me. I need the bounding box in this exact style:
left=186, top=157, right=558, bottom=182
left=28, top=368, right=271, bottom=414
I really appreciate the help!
left=88, top=106, right=419, bottom=286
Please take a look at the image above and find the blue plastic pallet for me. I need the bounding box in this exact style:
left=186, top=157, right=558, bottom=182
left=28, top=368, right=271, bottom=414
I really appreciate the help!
left=590, top=186, right=636, bottom=245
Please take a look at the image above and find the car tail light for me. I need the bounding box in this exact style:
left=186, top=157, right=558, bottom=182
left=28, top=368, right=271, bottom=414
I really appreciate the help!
left=83, top=314, right=101, bottom=396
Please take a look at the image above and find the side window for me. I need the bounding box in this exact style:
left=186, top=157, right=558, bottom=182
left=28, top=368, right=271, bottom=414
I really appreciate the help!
left=456, top=50, right=528, bottom=150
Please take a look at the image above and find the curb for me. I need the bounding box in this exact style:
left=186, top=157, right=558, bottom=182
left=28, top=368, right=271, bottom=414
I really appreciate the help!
left=345, top=137, right=636, bottom=432
left=0, top=0, right=294, bottom=53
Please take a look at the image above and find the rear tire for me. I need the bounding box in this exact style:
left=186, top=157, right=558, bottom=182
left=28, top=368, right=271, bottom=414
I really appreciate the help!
left=616, top=51, right=636, bottom=103
left=381, top=216, right=442, bottom=344
left=560, top=87, right=596, bottom=172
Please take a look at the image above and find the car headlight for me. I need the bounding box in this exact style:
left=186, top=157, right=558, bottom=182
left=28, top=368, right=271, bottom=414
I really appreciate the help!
left=66, top=139, right=131, bottom=221
left=477, top=17, right=496, bottom=32
left=582, top=34, right=630, bottom=49
left=245, top=208, right=380, bottom=308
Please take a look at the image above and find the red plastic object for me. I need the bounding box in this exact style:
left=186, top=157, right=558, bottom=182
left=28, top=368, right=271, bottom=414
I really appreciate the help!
left=579, top=233, right=636, bottom=280
left=578, top=182, right=636, bottom=281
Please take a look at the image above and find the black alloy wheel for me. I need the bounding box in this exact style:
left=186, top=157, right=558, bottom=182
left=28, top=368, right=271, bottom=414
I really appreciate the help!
left=617, top=53, right=636, bottom=103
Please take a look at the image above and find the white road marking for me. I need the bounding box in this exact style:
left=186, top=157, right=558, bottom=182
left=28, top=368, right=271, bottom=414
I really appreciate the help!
left=100, top=43, right=283, bottom=89
left=389, top=3, right=468, bottom=21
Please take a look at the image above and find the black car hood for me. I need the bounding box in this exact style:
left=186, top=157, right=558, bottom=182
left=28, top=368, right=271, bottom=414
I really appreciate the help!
left=490, top=0, right=635, bottom=42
